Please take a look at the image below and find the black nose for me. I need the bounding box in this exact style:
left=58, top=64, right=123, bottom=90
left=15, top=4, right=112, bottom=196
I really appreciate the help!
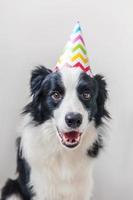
left=65, top=112, right=82, bottom=128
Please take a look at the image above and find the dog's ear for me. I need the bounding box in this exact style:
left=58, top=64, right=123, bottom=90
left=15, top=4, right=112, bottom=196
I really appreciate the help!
left=23, top=66, right=52, bottom=124
left=94, top=74, right=110, bottom=126
left=30, top=66, right=52, bottom=96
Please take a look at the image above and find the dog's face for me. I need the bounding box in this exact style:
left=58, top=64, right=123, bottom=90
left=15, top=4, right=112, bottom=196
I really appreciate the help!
left=24, top=66, right=109, bottom=149
left=52, top=67, right=98, bottom=148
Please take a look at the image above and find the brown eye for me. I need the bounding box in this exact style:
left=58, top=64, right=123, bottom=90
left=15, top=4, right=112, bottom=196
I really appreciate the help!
left=51, top=91, right=62, bottom=101
left=82, top=92, right=90, bottom=100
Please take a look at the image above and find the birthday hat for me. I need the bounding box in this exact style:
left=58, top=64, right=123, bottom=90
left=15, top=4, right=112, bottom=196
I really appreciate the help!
left=55, top=22, right=93, bottom=77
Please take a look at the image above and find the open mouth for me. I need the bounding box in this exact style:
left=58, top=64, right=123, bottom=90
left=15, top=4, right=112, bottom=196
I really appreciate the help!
left=58, top=131, right=82, bottom=148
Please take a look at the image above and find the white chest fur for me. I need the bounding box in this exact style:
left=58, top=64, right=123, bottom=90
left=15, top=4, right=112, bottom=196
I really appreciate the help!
left=31, top=151, right=94, bottom=200
left=21, top=120, right=97, bottom=200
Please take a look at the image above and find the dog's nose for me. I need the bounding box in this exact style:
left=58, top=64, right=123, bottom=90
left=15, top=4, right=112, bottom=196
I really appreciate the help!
left=65, top=112, right=82, bottom=128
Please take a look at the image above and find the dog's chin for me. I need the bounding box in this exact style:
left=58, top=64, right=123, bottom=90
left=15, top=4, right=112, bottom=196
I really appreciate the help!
left=57, top=130, right=82, bottom=149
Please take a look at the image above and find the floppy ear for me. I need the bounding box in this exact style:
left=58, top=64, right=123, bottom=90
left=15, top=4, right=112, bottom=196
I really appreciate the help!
left=23, top=66, right=52, bottom=124
left=94, top=74, right=110, bottom=126
left=30, top=66, right=52, bottom=96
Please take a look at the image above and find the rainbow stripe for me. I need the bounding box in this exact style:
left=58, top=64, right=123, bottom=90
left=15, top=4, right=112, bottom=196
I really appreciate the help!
left=56, top=22, right=93, bottom=77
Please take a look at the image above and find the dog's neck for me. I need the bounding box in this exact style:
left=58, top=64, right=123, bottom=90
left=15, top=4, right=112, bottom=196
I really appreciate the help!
left=19, top=116, right=97, bottom=200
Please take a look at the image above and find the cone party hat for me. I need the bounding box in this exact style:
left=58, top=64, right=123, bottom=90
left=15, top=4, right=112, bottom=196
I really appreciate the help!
left=55, top=22, right=93, bottom=77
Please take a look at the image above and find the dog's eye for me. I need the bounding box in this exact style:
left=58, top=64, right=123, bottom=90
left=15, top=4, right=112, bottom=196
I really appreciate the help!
left=82, top=92, right=90, bottom=100
left=51, top=91, right=62, bottom=101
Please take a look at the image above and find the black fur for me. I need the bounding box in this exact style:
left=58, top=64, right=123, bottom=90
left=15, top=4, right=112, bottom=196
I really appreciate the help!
left=94, top=74, right=110, bottom=127
left=78, top=73, right=110, bottom=127
left=1, top=138, right=33, bottom=200
left=87, top=135, right=103, bottom=157
left=77, top=72, right=110, bottom=158
left=1, top=66, right=110, bottom=199
left=88, top=74, right=110, bottom=157
left=24, top=66, right=109, bottom=127
left=30, top=65, right=52, bottom=96
left=1, top=179, right=22, bottom=200
left=23, top=66, right=65, bottom=125
left=77, top=72, right=98, bottom=121
left=16, top=138, right=33, bottom=199
left=24, top=66, right=110, bottom=158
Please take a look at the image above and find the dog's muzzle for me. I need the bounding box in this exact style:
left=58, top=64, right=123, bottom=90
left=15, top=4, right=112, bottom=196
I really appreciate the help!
left=65, top=112, right=82, bottom=129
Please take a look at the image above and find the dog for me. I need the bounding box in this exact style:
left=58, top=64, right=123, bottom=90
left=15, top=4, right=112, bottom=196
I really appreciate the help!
left=1, top=65, right=110, bottom=200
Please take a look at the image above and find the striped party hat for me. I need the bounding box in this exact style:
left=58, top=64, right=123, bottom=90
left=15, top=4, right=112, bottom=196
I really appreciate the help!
left=55, top=22, right=93, bottom=77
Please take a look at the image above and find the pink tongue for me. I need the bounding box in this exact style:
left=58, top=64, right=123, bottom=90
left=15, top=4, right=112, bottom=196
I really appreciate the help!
left=63, top=131, right=79, bottom=140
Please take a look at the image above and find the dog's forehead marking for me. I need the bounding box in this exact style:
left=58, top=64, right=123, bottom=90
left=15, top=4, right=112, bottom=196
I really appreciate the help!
left=59, top=67, right=82, bottom=90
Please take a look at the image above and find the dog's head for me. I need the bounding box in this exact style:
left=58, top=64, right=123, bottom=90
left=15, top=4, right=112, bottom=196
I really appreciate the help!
left=24, top=66, right=109, bottom=149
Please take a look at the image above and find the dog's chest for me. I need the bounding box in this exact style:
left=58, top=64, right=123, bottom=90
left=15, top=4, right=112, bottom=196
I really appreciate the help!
left=30, top=151, right=93, bottom=200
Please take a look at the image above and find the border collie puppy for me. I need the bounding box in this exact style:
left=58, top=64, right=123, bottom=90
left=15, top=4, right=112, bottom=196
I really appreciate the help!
left=1, top=66, right=109, bottom=200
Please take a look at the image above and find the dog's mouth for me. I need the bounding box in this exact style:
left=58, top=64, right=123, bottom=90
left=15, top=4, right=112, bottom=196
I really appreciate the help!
left=58, top=131, right=82, bottom=148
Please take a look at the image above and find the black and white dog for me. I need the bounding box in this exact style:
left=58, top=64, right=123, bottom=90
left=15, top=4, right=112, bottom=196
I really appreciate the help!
left=1, top=66, right=109, bottom=200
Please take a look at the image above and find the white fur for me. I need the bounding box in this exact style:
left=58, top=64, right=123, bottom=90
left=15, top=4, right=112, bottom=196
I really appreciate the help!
left=21, top=118, right=97, bottom=200
left=54, top=67, right=90, bottom=136
left=20, top=67, right=98, bottom=200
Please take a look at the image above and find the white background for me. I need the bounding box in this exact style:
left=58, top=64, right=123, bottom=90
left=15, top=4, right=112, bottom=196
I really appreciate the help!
left=0, top=0, right=133, bottom=199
